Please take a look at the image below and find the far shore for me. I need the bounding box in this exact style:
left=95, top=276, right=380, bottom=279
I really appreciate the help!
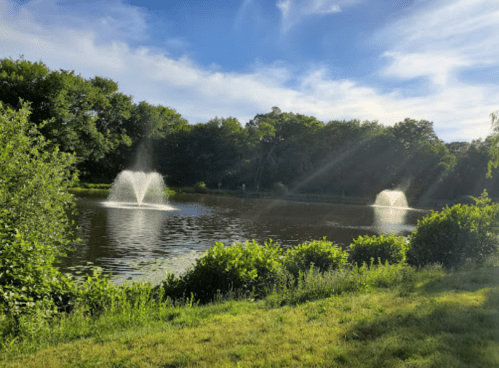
left=69, top=185, right=481, bottom=210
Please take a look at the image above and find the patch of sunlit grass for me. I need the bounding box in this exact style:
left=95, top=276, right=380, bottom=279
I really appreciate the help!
left=2, top=261, right=499, bottom=367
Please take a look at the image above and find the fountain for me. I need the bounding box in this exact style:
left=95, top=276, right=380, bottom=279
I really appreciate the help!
left=374, top=189, right=408, bottom=208
left=105, top=170, right=176, bottom=211
left=373, top=190, right=410, bottom=235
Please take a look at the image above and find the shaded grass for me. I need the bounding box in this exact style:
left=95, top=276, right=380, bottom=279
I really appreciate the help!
left=68, top=187, right=110, bottom=198
left=265, top=261, right=420, bottom=307
left=2, top=262, right=499, bottom=367
left=68, top=187, right=176, bottom=199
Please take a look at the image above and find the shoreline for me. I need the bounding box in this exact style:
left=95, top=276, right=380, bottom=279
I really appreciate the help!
left=69, top=186, right=471, bottom=210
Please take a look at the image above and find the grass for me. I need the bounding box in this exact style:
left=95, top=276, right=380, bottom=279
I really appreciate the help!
left=2, top=259, right=499, bottom=367
left=68, top=186, right=177, bottom=199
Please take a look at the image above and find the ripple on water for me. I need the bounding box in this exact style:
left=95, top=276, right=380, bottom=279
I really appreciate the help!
left=61, top=197, right=429, bottom=283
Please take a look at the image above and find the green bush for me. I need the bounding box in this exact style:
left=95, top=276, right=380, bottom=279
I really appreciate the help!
left=0, top=102, right=77, bottom=319
left=271, top=181, right=288, bottom=196
left=283, top=239, right=348, bottom=277
left=193, top=181, right=208, bottom=193
left=74, top=182, right=112, bottom=189
left=158, top=240, right=283, bottom=303
left=407, top=191, right=499, bottom=268
left=74, top=271, right=121, bottom=315
left=348, top=234, right=407, bottom=267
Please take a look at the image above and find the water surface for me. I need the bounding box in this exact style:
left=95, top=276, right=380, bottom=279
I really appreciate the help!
left=60, top=195, right=427, bottom=283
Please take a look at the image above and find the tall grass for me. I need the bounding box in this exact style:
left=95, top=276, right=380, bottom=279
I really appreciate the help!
left=0, top=281, right=205, bottom=357
left=5, top=260, right=497, bottom=367
left=265, top=261, right=427, bottom=307
left=0, top=261, right=438, bottom=357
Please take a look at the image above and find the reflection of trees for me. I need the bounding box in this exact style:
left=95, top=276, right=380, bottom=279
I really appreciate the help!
left=58, top=199, right=108, bottom=272
left=62, top=198, right=426, bottom=280
left=60, top=204, right=167, bottom=275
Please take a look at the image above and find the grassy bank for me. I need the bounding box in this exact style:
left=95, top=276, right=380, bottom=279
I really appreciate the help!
left=1, top=259, right=499, bottom=367
left=69, top=185, right=177, bottom=199
left=12, top=190, right=495, bottom=367
left=69, top=183, right=470, bottom=209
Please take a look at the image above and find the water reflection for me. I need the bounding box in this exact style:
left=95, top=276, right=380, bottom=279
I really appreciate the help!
left=61, top=196, right=428, bottom=282
left=373, top=206, right=411, bottom=235
left=106, top=207, right=166, bottom=257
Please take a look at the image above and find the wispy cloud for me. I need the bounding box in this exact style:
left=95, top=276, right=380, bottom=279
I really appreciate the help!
left=234, top=0, right=254, bottom=30
left=0, top=0, right=498, bottom=142
left=277, top=0, right=362, bottom=32
left=378, top=0, right=499, bottom=85
left=374, top=0, right=499, bottom=139
left=2, top=0, right=150, bottom=43
left=382, top=52, right=472, bottom=86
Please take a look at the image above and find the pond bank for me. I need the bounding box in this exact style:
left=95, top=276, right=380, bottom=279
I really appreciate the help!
left=2, top=260, right=499, bottom=367
left=69, top=186, right=471, bottom=210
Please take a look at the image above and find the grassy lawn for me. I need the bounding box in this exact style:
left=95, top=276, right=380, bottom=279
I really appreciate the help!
left=1, top=261, right=499, bottom=367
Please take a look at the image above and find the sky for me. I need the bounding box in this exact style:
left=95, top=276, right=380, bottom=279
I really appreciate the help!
left=0, top=0, right=498, bottom=142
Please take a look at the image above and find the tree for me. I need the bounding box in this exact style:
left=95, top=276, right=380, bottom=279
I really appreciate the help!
left=245, top=108, right=324, bottom=189
left=437, top=139, right=498, bottom=199
left=80, top=101, right=189, bottom=182
left=155, top=117, right=248, bottom=187
left=0, top=101, right=76, bottom=317
left=296, top=119, right=386, bottom=196
left=128, top=101, right=189, bottom=140
left=487, top=109, right=499, bottom=177
left=0, top=57, right=135, bottom=166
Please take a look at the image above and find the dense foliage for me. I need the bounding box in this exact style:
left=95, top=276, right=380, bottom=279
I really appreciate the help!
left=3, top=57, right=499, bottom=365
left=407, top=191, right=499, bottom=268
left=157, top=240, right=284, bottom=302
left=0, top=57, right=188, bottom=182
left=3, top=57, right=499, bottom=203
left=348, top=234, right=407, bottom=266
left=282, top=238, right=348, bottom=277
left=0, top=102, right=76, bottom=318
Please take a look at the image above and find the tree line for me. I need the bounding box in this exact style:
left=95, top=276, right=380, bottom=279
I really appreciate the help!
left=1, top=57, right=498, bottom=204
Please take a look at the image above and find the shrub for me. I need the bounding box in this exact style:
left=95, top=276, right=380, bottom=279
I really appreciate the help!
left=0, top=102, right=77, bottom=319
left=271, top=182, right=288, bottom=196
left=158, top=240, right=283, bottom=303
left=348, top=234, right=407, bottom=267
left=283, top=238, right=348, bottom=277
left=78, top=183, right=112, bottom=189
left=407, top=191, right=499, bottom=268
left=74, top=271, right=122, bottom=315
left=193, top=181, right=208, bottom=193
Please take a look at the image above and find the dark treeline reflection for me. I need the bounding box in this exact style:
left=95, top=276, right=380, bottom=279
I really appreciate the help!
left=1, top=58, right=497, bottom=204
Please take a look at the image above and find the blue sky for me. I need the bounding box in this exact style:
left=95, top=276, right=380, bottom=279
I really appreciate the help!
left=1, top=0, right=498, bottom=142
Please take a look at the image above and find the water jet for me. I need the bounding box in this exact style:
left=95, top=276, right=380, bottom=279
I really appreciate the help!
left=105, top=170, right=176, bottom=211
left=374, top=190, right=408, bottom=208
left=372, top=190, right=410, bottom=235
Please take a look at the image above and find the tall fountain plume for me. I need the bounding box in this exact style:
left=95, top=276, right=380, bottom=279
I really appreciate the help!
left=373, top=189, right=409, bottom=235
left=374, top=189, right=408, bottom=208
left=107, top=170, right=167, bottom=206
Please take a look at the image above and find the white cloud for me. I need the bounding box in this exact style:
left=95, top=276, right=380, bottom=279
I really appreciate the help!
left=277, top=0, right=362, bottom=32
left=276, top=0, right=292, bottom=19
left=378, top=0, right=499, bottom=86
left=3, top=0, right=150, bottom=43
left=0, top=0, right=498, bottom=142
left=373, top=0, right=499, bottom=140
left=382, top=52, right=472, bottom=86
left=306, top=0, right=342, bottom=15
left=234, top=0, right=254, bottom=30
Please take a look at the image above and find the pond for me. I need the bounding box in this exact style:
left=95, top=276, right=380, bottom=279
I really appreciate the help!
left=59, top=195, right=428, bottom=284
